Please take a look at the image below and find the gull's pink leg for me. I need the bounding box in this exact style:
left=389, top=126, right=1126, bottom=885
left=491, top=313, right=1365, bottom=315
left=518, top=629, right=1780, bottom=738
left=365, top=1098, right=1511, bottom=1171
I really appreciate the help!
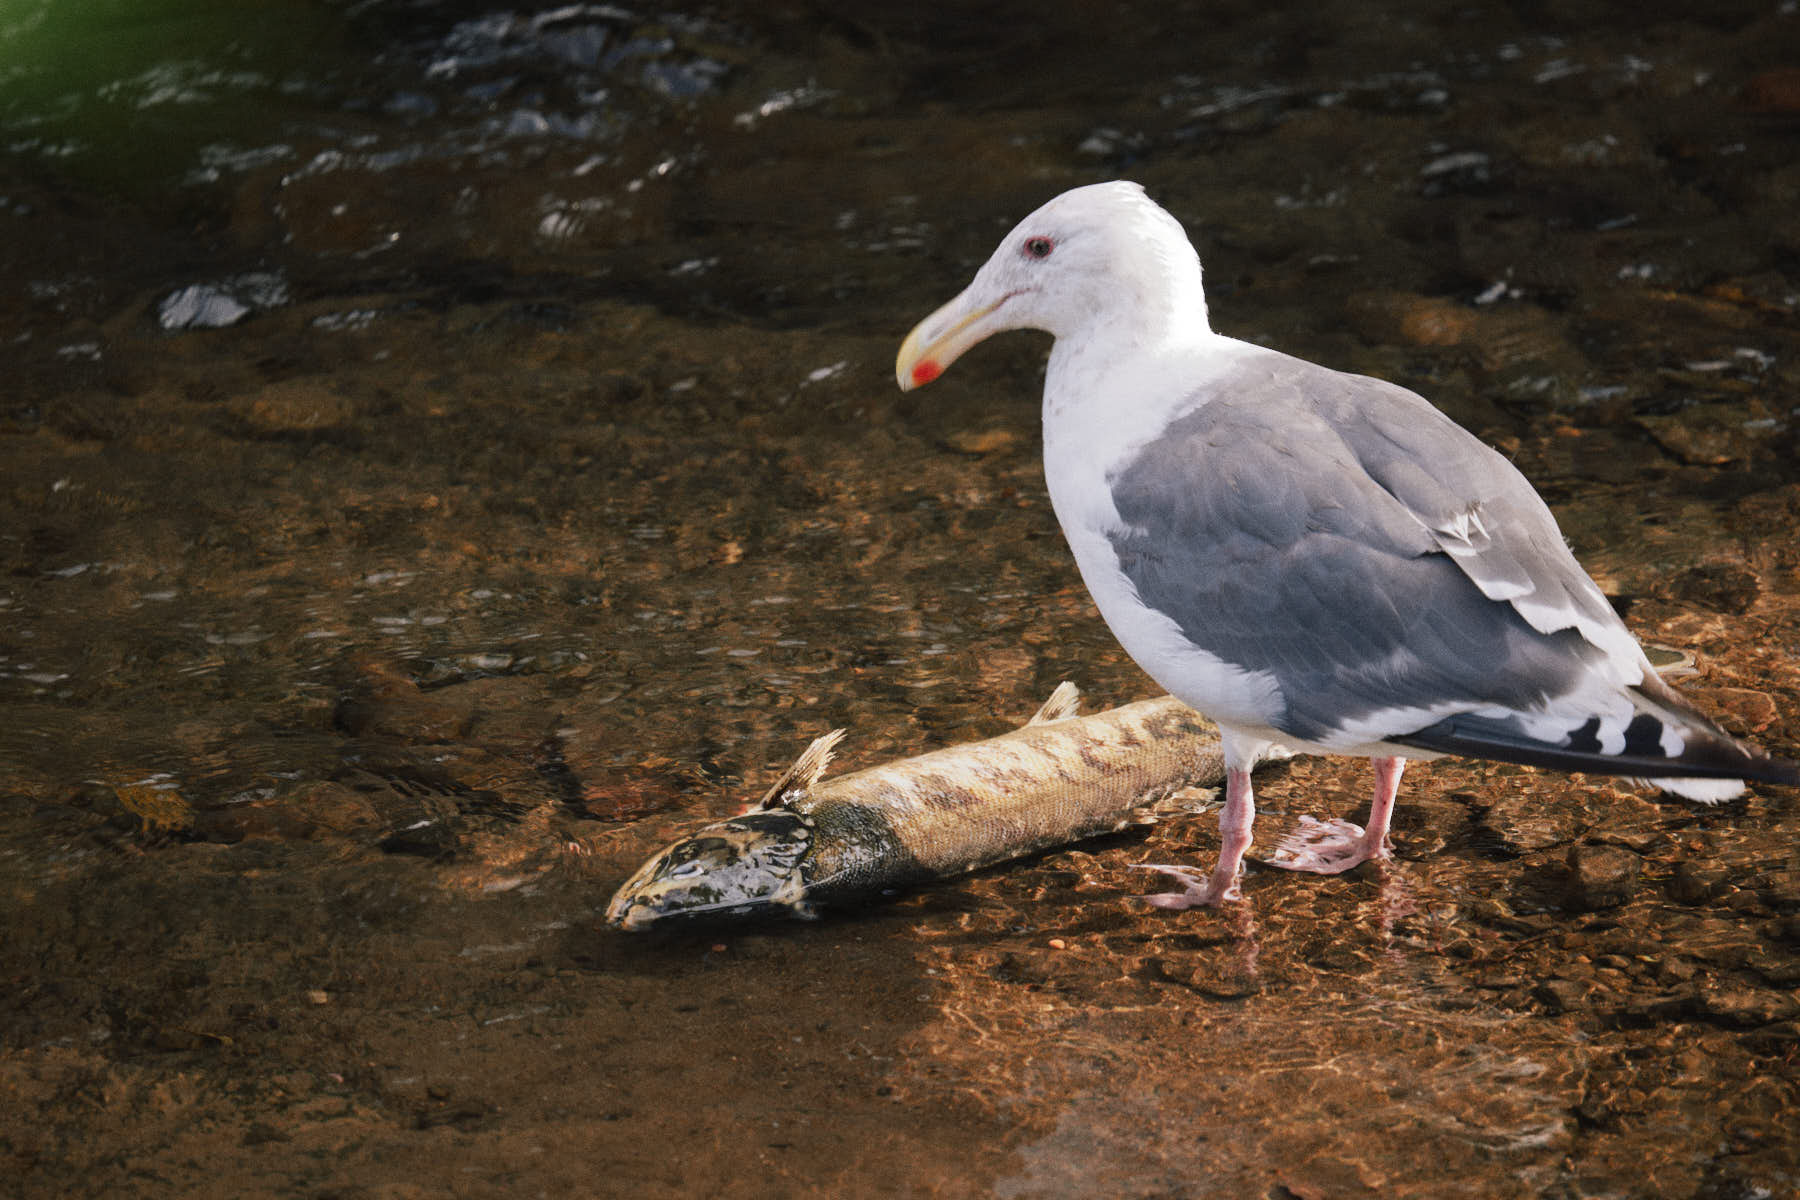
left=1361, top=755, right=1402, bottom=856
left=1137, top=766, right=1255, bottom=908
left=1265, top=754, right=1405, bottom=874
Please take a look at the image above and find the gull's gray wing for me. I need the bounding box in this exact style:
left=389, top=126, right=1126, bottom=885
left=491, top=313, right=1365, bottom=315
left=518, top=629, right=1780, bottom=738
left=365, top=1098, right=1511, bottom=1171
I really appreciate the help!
left=1104, top=355, right=1624, bottom=746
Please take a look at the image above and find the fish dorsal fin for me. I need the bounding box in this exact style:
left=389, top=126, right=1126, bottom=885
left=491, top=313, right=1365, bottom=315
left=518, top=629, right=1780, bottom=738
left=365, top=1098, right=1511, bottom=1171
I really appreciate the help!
left=756, top=728, right=847, bottom=810
left=1027, top=681, right=1081, bottom=726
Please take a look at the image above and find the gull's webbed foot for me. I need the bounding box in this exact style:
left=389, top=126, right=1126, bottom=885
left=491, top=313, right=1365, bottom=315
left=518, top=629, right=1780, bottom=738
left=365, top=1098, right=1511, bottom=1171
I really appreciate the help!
left=1262, top=815, right=1388, bottom=875
left=1133, top=862, right=1241, bottom=909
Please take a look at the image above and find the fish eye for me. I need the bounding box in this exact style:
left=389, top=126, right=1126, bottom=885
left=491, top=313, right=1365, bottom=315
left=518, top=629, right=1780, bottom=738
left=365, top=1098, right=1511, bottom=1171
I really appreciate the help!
left=1022, top=236, right=1054, bottom=260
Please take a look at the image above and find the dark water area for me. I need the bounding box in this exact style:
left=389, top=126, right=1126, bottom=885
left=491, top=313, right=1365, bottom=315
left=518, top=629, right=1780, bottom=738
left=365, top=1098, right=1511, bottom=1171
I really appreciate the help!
left=4, top=2, right=1800, bottom=1196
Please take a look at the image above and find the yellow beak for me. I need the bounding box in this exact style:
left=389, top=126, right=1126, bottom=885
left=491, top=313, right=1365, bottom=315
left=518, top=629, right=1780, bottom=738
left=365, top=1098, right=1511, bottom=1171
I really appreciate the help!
left=894, top=290, right=1006, bottom=392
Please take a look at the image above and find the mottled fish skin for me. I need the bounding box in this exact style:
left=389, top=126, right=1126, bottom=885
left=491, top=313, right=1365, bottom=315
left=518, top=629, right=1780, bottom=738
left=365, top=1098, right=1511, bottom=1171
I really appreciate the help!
left=606, top=686, right=1231, bottom=931
left=605, top=809, right=817, bottom=931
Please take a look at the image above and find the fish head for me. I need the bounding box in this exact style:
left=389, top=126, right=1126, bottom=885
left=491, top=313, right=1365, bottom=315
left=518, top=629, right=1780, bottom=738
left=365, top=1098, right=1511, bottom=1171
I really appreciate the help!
left=605, top=810, right=816, bottom=931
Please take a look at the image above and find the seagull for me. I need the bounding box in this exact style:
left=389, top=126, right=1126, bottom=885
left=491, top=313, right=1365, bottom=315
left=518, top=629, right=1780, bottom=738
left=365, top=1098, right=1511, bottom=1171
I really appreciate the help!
left=894, top=180, right=1800, bottom=908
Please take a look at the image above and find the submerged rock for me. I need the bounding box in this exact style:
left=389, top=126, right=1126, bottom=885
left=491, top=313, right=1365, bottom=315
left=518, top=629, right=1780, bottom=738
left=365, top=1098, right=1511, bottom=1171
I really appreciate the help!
left=1741, top=67, right=1800, bottom=114
left=1695, top=980, right=1800, bottom=1028
left=1533, top=975, right=1595, bottom=1014
left=1680, top=685, right=1779, bottom=735
left=1636, top=404, right=1783, bottom=467
left=1344, top=290, right=1477, bottom=347
left=1668, top=860, right=1732, bottom=905
left=1564, top=843, right=1642, bottom=911
left=1667, top=564, right=1762, bottom=616
left=234, top=380, right=360, bottom=436
left=157, top=273, right=290, bottom=330
left=1479, top=787, right=1586, bottom=854
left=196, top=781, right=383, bottom=843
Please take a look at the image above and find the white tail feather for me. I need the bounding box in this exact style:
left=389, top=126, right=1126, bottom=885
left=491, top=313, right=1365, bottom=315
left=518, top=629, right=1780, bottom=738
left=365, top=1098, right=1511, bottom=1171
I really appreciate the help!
left=1649, top=776, right=1745, bottom=804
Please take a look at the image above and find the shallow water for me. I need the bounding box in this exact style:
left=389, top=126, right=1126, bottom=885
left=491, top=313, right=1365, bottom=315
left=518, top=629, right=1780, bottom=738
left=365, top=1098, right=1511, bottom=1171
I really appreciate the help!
left=4, top=3, right=1799, bottom=1197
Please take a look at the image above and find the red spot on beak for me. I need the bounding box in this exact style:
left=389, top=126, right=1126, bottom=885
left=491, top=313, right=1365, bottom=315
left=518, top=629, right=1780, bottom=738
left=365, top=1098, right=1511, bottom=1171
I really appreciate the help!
left=911, top=360, right=942, bottom=386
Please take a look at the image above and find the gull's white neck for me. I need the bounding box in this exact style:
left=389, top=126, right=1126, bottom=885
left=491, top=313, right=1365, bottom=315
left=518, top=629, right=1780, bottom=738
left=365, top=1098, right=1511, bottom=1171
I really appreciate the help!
left=1040, top=241, right=1210, bottom=422
left=1041, top=308, right=1246, bottom=490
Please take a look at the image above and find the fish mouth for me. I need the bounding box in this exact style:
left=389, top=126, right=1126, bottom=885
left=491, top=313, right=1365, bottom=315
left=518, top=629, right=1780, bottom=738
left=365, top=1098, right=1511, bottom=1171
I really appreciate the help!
left=608, top=899, right=660, bottom=933
left=609, top=892, right=814, bottom=932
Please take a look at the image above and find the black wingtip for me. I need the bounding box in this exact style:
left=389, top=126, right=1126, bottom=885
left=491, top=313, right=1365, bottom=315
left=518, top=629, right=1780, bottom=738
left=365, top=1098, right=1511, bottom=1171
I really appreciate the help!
left=1393, top=715, right=1800, bottom=788
left=1751, top=753, right=1800, bottom=788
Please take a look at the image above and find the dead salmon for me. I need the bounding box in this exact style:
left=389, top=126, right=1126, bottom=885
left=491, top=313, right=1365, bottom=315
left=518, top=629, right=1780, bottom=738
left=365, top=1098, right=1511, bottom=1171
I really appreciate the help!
left=606, top=683, right=1236, bottom=930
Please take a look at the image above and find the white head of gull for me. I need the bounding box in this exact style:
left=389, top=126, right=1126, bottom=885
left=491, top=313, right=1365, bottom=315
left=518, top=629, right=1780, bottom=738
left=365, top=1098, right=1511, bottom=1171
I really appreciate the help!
left=896, top=180, right=1800, bottom=909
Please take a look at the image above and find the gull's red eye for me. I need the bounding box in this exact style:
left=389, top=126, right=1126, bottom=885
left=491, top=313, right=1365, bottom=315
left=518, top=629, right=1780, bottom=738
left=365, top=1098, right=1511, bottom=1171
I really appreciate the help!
left=1022, top=236, right=1054, bottom=259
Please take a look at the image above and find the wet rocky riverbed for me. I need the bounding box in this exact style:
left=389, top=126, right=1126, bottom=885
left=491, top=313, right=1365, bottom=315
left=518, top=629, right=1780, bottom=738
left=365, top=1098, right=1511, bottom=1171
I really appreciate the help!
left=3, top=2, right=1799, bottom=1196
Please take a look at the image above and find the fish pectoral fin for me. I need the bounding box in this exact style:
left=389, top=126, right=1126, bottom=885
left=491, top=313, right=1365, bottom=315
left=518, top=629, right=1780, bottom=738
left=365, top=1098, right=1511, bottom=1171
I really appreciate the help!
left=1145, top=784, right=1222, bottom=815
left=756, top=728, right=848, bottom=810
left=1027, top=681, right=1083, bottom=726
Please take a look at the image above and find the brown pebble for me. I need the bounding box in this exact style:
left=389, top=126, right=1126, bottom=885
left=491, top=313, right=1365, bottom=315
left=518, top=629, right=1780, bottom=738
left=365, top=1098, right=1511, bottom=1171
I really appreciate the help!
left=1667, top=564, right=1762, bottom=618
left=112, top=781, right=196, bottom=835
left=1481, top=790, right=1580, bottom=853
left=1635, top=406, right=1760, bottom=466
left=1564, top=844, right=1641, bottom=911
left=1190, top=972, right=1261, bottom=1000
left=1741, top=67, right=1800, bottom=113
left=196, top=781, right=382, bottom=843
left=1532, top=976, right=1593, bottom=1013
left=1757, top=869, right=1800, bottom=913
left=944, top=428, right=1023, bottom=455
left=1680, top=684, right=1778, bottom=733
left=335, top=656, right=471, bottom=741
left=235, top=379, right=358, bottom=434
left=1655, top=957, right=1698, bottom=984
left=1344, top=291, right=1475, bottom=347
left=1668, top=860, right=1730, bottom=905
left=1696, top=980, right=1799, bottom=1027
